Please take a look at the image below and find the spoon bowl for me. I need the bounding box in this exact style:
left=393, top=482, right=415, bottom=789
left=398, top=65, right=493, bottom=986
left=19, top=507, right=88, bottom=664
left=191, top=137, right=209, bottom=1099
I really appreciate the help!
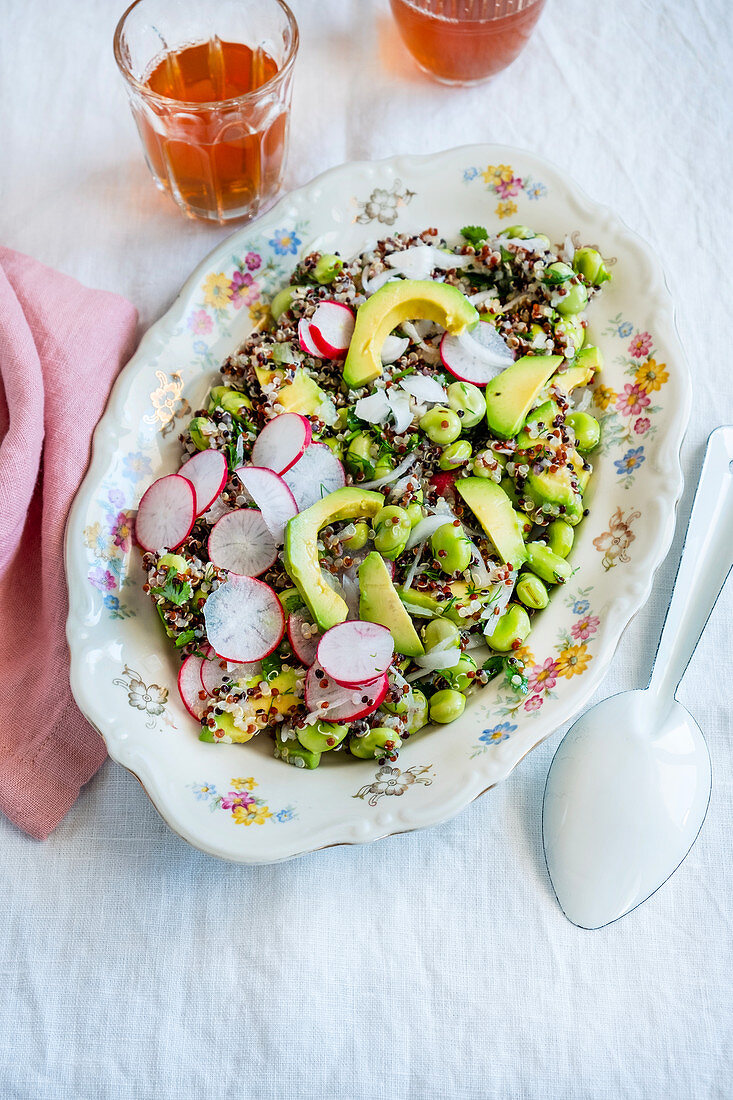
left=543, top=426, right=733, bottom=929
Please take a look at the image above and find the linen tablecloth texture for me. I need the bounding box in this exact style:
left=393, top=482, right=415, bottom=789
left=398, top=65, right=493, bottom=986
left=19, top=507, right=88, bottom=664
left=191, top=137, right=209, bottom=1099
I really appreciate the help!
left=0, top=249, right=137, bottom=836
left=1, top=1, right=732, bottom=1098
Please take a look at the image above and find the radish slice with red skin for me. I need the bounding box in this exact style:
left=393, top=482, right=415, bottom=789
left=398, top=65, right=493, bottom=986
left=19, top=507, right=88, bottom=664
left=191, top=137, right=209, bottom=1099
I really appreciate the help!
left=200, top=653, right=262, bottom=695
left=287, top=610, right=321, bottom=666
left=304, top=663, right=389, bottom=721
left=236, top=466, right=298, bottom=543
left=178, top=655, right=209, bottom=720
left=204, top=575, right=285, bottom=662
left=317, top=621, right=394, bottom=687
left=251, top=412, right=312, bottom=475
left=440, top=322, right=514, bottom=386
left=208, top=509, right=277, bottom=577
left=135, top=474, right=196, bottom=552
left=298, top=318, right=324, bottom=358
left=281, top=443, right=346, bottom=511
left=179, top=449, right=227, bottom=516
left=309, top=301, right=355, bottom=359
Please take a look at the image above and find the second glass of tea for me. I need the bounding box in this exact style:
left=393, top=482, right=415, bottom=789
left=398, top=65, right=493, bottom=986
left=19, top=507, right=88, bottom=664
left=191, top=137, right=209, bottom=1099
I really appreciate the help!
left=114, top=0, right=299, bottom=223
left=390, top=0, right=546, bottom=86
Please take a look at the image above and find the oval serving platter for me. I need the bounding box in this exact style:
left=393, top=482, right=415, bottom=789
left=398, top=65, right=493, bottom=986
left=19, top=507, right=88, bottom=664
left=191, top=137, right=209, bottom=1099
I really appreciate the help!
left=65, top=144, right=690, bottom=863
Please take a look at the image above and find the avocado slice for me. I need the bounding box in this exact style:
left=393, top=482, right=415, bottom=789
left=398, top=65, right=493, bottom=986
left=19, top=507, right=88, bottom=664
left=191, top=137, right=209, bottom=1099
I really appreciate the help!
left=284, top=487, right=385, bottom=631
left=396, top=587, right=443, bottom=619
left=456, top=478, right=527, bottom=567
left=484, top=355, right=563, bottom=439
left=274, top=731, right=321, bottom=769
left=343, top=279, right=478, bottom=390
left=523, top=468, right=584, bottom=525
left=358, top=551, right=424, bottom=657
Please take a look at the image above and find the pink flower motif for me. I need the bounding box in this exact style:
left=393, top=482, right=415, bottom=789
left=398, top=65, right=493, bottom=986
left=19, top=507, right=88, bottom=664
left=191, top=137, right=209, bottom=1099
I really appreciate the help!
left=89, top=565, right=116, bottom=592
left=628, top=332, right=652, bottom=358
left=633, top=416, right=651, bottom=435
left=525, top=694, right=544, bottom=712
left=496, top=176, right=523, bottom=199
left=188, top=308, right=213, bottom=335
left=112, top=511, right=133, bottom=552
left=230, top=270, right=260, bottom=310
left=221, top=790, right=255, bottom=811
left=528, top=658, right=559, bottom=694
left=245, top=252, right=262, bottom=271
left=615, top=383, right=651, bottom=417
left=571, top=614, right=600, bottom=641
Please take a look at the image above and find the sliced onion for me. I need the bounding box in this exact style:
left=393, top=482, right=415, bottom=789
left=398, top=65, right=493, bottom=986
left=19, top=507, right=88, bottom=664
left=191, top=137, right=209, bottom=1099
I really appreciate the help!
left=381, top=335, right=409, bottom=364
left=360, top=452, right=417, bottom=490
left=387, top=389, right=413, bottom=434
left=501, top=237, right=552, bottom=253
left=361, top=267, right=398, bottom=296
left=355, top=389, right=390, bottom=424
left=415, top=635, right=462, bottom=671
left=405, top=513, right=455, bottom=551
left=385, top=245, right=474, bottom=281
left=467, top=289, right=499, bottom=307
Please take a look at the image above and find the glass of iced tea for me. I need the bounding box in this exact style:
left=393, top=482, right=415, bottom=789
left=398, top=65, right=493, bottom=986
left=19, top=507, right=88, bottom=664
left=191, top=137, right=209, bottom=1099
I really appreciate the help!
left=114, top=0, right=299, bottom=223
left=390, top=0, right=546, bottom=85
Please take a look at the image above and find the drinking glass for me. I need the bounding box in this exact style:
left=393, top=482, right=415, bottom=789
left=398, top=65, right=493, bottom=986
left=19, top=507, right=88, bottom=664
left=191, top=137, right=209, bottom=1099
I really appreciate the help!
left=389, top=0, right=546, bottom=86
left=114, top=0, right=299, bottom=223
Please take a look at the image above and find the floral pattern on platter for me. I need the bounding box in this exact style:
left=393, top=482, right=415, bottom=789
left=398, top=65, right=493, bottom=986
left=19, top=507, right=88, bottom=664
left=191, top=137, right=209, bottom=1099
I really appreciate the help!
left=113, top=665, right=170, bottom=730
left=354, top=179, right=416, bottom=225
left=353, top=764, right=433, bottom=807
left=144, top=370, right=192, bottom=438
left=594, top=313, right=670, bottom=487
left=83, top=489, right=136, bottom=619
left=189, top=776, right=296, bottom=825
left=471, top=586, right=598, bottom=755
left=462, top=162, right=547, bottom=218
left=593, top=507, right=641, bottom=571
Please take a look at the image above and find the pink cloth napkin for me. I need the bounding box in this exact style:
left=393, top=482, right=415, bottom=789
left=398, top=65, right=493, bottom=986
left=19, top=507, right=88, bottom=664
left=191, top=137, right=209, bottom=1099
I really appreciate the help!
left=0, top=247, right=138, bottom=839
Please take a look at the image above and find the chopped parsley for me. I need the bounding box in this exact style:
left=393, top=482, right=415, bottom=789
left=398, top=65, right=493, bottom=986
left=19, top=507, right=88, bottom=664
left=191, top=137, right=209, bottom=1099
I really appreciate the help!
left=461, top=225, right=489, bottom=247
left=152, top=569, right=193, bottom=607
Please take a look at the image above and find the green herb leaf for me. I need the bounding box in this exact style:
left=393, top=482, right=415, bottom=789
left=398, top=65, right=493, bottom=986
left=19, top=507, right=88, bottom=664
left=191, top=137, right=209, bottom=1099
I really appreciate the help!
left=152, top=569, right=193, bottom=607
left=175, top=630, right=196, bottom=648
left=461, top=225, right=488, bottom=247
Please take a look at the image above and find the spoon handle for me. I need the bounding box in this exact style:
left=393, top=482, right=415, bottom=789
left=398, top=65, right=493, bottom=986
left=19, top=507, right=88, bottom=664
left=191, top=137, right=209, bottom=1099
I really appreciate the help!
left=647, top=426, right=733, bottom=713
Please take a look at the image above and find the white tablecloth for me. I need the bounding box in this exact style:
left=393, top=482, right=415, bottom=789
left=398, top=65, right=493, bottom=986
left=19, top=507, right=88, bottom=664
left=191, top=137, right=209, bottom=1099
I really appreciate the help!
left=2, top=1, right=732, bottom=1096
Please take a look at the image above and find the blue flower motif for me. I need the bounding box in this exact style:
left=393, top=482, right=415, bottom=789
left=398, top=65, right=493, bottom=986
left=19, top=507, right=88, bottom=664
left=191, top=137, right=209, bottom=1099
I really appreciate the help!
left=268, top=230, right=301, bottom=256
left=526, top=181, right=547, bottom=201
left=572, top=599, right=590, bottom=615
left=192, top=340, right=209, bottom=355
left=191, top=782, right=218, bottom=802
left=103, top=594, right=120, bottom=612
left=122, top=451, right=152, bottom=482
left=463, top=166, right=479, bottom=182
left=614, top=447, right=645, bottom=476
left=478, top=721, right=517, bottom=747
left=618, top=321, right=633, bottom=337
left=274, top=807, right=295, bottom=823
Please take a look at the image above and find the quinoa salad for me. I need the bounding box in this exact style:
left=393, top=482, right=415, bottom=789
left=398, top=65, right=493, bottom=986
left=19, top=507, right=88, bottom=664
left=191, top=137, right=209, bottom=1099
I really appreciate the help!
left=135, top=224, right=610, bottom=769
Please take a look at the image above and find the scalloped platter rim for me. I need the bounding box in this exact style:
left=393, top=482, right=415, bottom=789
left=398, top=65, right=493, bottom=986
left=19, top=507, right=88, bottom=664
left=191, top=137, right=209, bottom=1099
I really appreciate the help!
left=65, top=144, right=690, bottom=863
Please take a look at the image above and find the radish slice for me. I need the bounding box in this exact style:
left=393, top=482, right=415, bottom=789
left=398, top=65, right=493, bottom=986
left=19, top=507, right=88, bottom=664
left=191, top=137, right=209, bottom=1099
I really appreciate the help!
left=208, top=510, right=277, bottom=577
left=135, top=474, right=196, bottom=552
left=204, top=575, right=285, bottom=662
left=236, top=466, right=298, bottom=542
left=317, top=622, right=394, bottom=687
left=440, top=322, right=514, bottom=386
left=304, top=663, right=389, bottom=721
left=178, top=655, right=208, bottom=720
left=251, top=412, right=312, bottom=475
left=200, top=653, right=261, bottom=695
left=287, top=610, right=321, bottom=666
left=179, top=449, right=227, bottom=517
left=399, top=374, right=447, bottom=404
left=298, top=318, right=325, bottom=358
left=282, top=444, right=346, bottom=511
left=309, top=301, right=355, bottom=359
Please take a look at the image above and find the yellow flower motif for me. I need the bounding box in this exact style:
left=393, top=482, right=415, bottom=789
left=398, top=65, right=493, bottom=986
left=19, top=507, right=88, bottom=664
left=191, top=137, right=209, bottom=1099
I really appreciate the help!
left=250, top=805, right=272, bottom=825
left=594, top=384, right=617, bottom=410
left=83, top=522, right=101, bottom=550
left=634, top=358, right=669, bottom=393
left=495, top=200, right=518, bottom=220
left=203, top=272, right=232, bottom=310
left=482, top=163, right=513, bottom=186
left=248, top=300, right=270, bottom=329
left=231, top=777, right=257, bottom=791
left=556, top=643, right=591, bottom=679
left=513, top=644, right=535, bottom=668
left=232, top=803, right=272, bottom=826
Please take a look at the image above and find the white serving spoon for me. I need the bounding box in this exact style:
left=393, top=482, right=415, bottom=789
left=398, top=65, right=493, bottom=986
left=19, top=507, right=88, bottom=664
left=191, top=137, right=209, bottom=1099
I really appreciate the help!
left=542, top=425, right=733, bottom=929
